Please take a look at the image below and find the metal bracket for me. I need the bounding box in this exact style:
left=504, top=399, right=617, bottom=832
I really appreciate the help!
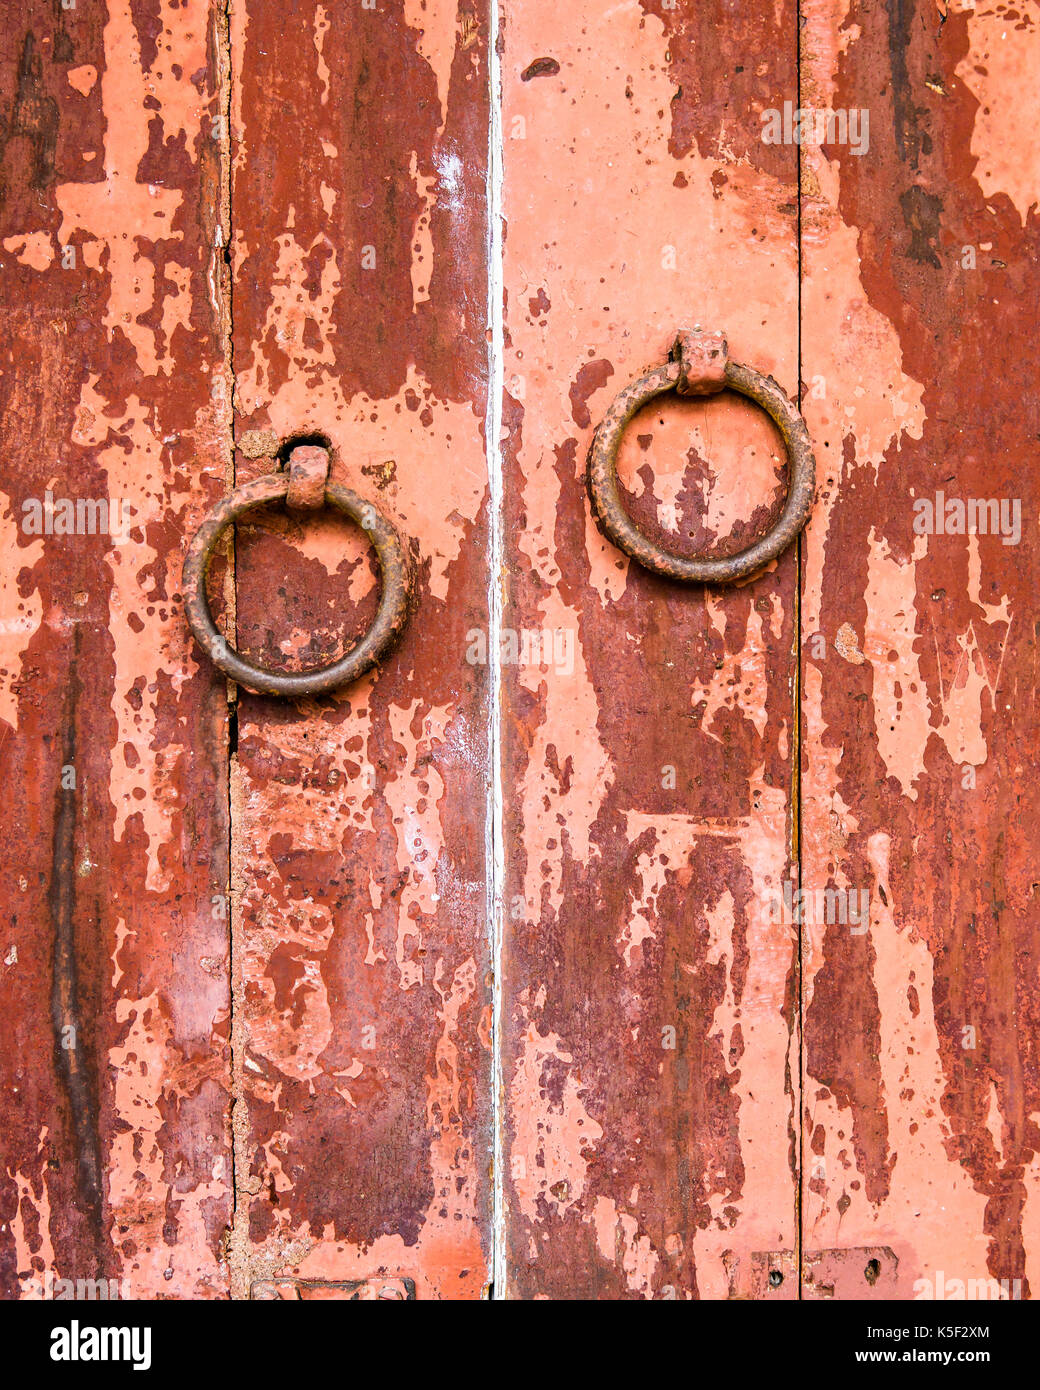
left=728, top=1245, right=899, bottom=1299
left=802, top=1245, right=899, bottom=1299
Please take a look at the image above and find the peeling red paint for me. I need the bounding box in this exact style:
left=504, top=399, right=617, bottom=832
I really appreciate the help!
left=226, top=0, right=492, bottom=1299
left=2, top=0, right=1038, bottom=1305
left=0, top=0, right=232, bottom=1299
left=498, top=0, right=801, bottom=1299
left=800, top=0, right=1040, bottom=1298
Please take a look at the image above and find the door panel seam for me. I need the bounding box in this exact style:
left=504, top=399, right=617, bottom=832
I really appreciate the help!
left=795, top=0, right=805, bottom=1303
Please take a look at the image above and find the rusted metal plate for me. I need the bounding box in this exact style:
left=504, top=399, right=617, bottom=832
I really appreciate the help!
left=730, top=1246, right=900, bottom=1300
left=226, top=2, right=493, bottom=1298
left=497, top=0, right=802, bottom=1297
left=0, top=2, right=233, bottom=1297
left=250, top=1276, right=415, bottom=1301
left=799, top=0, right=1040, bottom=1300
left=802, top=1246, right=900, bottom=1301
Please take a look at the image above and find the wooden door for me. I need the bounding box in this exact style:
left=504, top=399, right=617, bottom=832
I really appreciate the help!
left=496, top=0, right=802, bottom=1299
left=1, top=0, right=1036, bottom=1303
left=797, top=0, right=1040, bottom=1302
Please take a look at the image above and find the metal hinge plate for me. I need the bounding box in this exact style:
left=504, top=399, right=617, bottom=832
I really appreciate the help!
left=729, top=1245, right=899, bottom=1298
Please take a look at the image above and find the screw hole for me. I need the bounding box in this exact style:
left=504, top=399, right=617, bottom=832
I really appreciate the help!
left=768, top=1268, right=784, bottom=1288
left=865, top=1258, right=881, bottom=1285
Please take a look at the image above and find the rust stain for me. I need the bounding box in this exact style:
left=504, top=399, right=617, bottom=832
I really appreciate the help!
left=48, top=641, right=102, bottom=1233
left=520, top=56, right=561, bottom=81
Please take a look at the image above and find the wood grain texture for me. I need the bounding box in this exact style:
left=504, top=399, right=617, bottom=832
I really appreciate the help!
left=799, top=0, right=1040, bottom=1299
left=497, top=0, right=803, bottom=1298
left=0, top=1, right=233, bottom=1298
left=227, top=0, right=494, bottom=1299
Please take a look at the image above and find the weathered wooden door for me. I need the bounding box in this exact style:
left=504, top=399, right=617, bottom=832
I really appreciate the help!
left=1, top=0, right=1036, bottom=1303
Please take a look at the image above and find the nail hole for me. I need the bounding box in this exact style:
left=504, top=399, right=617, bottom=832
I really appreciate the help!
left=768, top=1269, right=784, bottom=1288
left=865, top=1258, right=881, bottom=1285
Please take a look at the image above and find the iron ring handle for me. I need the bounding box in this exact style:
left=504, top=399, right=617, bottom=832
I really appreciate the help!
left=183, top=470, right=412, bottom=697
left=586, top=328, right=816, bottom=584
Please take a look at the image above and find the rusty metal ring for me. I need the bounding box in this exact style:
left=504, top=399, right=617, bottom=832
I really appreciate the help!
left=587, top=338, right=816, bottom=584
left=183, top=473, right=412, bottom=697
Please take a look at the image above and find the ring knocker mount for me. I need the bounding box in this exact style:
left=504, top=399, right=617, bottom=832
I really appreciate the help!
left=586, top=326, right=816, bottom=583
left=183, top=441, right=413, bottom=697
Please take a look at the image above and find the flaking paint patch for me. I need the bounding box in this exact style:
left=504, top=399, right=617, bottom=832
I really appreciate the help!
left=862, top=527, right=1012, bottom=790
left=92, top=402, right=186, bottom=889
left=2, top=232, right=55, bottom=270
left=402, top=0, right=469, bottom=133
left=616, top=397, right=786, bottom=545
left=382, top=701, right=451, bottom=991
left=706, top=780, right=795, bottom=1242
left=864, top=529, right=931, bottom=797
left=1022, top=1144, right=1040, bottom=1297
left=956, top=7, right=1040, bottom=221
left=6, top=1131, right=56, bottom=1295
left=588, top=1196, right=660, bottom=1296
left=930, top=634, right=989, bottom=767
left=800, top=153, right=927, bottom=649
left=235, top=205, right=485, bottom=599
left=66, top=65, right=99, bottom=97
left=409, top=150, right=437, bottom=308
left=245, top=899, right=336, bottom=1084
left=313, top=7, right=331, bottom=107
left=508, top=1016, right=604, bottom=1221
left=688, top=605, right=775, bottom=743
left=804, top=833, right=992, bottom=1291
left=236, top=948, right=488, bottom=1299
left=107, top=993, right=228, bottom=1296
left=515, top=599, right=613, bottom=918
left=54, top=0, right=209, bottom=376
left=0, top=498, right=44, bottom=730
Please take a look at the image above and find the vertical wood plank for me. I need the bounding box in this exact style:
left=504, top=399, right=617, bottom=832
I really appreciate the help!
left=799, top=0, right=1040, bottom=1299
left=228, top=0, right=493, bottom=1299
left=497, top=0, right=802, bottom=1298
left=0, top=1, right=234, bottom=1297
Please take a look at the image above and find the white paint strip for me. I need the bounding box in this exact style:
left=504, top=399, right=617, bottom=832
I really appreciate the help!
left=486, top=0, right=507, bottom=1303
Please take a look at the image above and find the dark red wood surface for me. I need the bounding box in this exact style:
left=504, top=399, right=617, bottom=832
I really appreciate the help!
left=0, top=0, right=233, bottom=1298
left=226, top=0, right=494, bottom=1298
left=798, top=0, right=1040, bottom=1299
